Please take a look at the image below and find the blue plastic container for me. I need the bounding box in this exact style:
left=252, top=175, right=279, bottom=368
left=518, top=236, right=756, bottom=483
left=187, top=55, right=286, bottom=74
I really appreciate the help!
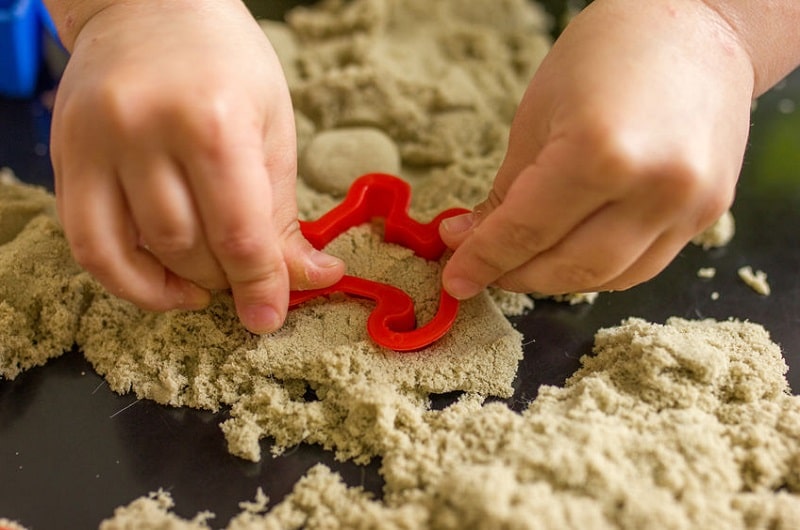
left=0, top=0, right=58, bottom=98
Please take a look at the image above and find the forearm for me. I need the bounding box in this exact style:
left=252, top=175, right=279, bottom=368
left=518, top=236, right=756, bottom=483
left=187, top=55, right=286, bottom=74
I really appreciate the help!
left=701, top=0, right=800, bottom=96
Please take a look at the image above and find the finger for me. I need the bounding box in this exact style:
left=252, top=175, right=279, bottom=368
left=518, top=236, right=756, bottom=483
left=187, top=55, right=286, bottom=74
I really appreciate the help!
left=58, top=168, right=210, bottom=311
left=439, top=212, right=477, bottom=250
left=117, top=157, right=229, bottom=290
left=589, top=197, right=729, bottom=293
left=495, top=164, right=716, bottom=295
left=181, top=123, right=291, bottom=334
left=280, top=222, right=346, bottom=290
left=442, top=142, right=620, bottom=299
left=492, top=194, right=674, bottom=294
left=592, top=229, right=689, bottom=292
left=264, top=136, right=345, bottom=291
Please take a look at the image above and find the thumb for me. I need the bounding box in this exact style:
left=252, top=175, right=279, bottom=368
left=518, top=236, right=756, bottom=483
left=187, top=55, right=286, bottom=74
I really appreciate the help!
left=439, top=164, right=514, bottom=250
left=439, top=184, right=503, bottom=250
left=438, top=157, right=547, bottom=300
left=282, top=225, right=346, bottom=291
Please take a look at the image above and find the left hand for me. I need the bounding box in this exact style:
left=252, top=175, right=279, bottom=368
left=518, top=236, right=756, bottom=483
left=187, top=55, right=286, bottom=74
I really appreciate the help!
left=439, top=0, right=755, bottom=299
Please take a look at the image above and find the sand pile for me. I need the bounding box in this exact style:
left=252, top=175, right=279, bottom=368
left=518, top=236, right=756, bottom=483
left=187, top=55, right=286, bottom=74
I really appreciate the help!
left=99, top=318, right=800, bottom=529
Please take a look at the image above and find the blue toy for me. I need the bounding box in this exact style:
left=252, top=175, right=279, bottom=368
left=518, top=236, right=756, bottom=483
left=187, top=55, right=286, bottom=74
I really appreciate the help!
left=1, top=0, right=61, bottom=98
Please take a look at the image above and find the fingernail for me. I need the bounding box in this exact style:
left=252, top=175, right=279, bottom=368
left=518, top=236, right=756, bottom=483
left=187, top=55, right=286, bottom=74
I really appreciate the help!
left=441, top=213, right=475, bottom=234
left=309, top=249, right=343, bottom=269
left=241, top=304, right=283, bottom=334
left=445, top=277, right=483, bottom=300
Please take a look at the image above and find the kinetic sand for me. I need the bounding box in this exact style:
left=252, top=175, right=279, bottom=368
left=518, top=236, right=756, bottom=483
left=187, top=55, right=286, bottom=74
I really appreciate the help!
left=738, top=266, right=772, bottom=296
left=99, top=318, right=800, bottom=530
left=1, top=0, right=798, bottom=528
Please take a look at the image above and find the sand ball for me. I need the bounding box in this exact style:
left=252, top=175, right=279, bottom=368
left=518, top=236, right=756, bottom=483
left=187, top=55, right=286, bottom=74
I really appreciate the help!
left=300, top=127, right=401, bottom=196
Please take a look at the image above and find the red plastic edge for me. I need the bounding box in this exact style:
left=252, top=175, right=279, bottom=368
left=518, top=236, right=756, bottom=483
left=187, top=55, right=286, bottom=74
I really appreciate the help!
left=288, top=173, right=469, bottom=351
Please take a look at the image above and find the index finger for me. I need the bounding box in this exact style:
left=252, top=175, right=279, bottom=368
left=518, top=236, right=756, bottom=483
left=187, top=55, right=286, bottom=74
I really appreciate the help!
left=442, top=139, right=618, bottom=299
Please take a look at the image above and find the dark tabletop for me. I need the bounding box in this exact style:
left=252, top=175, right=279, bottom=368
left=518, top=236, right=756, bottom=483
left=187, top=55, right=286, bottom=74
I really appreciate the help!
left=1, top=27, right=799, bottom=530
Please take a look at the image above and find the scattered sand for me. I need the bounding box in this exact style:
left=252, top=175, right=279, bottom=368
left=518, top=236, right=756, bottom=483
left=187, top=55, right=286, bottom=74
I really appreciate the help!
left=697, top=267, right=717, bottom=279
left=738, top=266, right=772, bottom=296
left=692, top=210, right=736, bottom=250
left=0, top=0, right=795, bottom=528
left=99, top=318, right=800, bottom=529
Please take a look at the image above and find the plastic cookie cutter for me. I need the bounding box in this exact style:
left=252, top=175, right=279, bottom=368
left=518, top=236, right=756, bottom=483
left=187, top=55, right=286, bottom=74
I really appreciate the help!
left=288, top=173, right=470, bottom=352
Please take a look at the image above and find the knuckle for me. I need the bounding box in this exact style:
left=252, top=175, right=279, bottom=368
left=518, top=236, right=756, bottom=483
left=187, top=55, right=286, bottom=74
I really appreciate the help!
left=469, top=249, right=507, bottom=278
left=494, top=218, right=547, bottom=257
left=144, top=226, right=196, bottom=258
left=493, top=275, right=530, bottom=294
left=576, top=123, right=712, bottom=200
left=187, top=96, right=241, bottom=157
left=571, top=123, right=639, bottom=191
left=69, top=236, right=107, bottom=275
left=551, top=259, right=607, bottom=293
left=94, top=76, right=152, bottom=134
left=214, top=229, right=267, bottom=264
left=232, top=262, right=286, bottom=303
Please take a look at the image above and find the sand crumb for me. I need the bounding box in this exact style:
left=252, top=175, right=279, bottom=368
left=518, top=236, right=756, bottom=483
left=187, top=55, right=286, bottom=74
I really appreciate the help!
left=692, top=210, right=736, bottom=249
left=544, top=291, right=600, bottom=305
left=738, top=266, right=771, bottom=296
left=697, top=267, right=717, bottom=279
left=0, top=518, right=29, bottom=530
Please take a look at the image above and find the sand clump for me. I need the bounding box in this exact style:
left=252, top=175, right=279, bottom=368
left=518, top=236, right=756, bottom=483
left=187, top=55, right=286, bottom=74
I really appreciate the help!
left=692, top=210, right=736, bottom=250
left=738, top=266, right=772, bottom=296
left=1, top=0, right=797, bottom=528
left=300, top=127, right=401, bottom=195
left=0, top=172, right=95, bottom=379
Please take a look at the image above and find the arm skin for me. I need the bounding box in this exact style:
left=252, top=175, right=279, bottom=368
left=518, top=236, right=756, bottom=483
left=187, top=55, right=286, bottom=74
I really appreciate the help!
left=43, top=0, right=345, bottom=333
left=440, top=0, right=800, bottom=299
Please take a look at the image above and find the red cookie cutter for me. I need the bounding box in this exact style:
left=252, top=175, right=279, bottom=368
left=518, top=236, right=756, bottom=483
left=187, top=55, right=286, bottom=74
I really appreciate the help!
left=288, top=173, right=469, bottom=351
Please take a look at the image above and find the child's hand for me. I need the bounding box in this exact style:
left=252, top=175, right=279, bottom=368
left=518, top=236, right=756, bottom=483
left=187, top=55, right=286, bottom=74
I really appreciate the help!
left=440, top=0, right=759, bottom=299
left=49, top=0, right=344, bottom=333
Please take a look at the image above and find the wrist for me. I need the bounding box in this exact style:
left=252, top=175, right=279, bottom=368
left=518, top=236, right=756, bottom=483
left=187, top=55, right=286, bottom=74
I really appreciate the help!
left=699, top=0, right=800, bottom=96
left=42, top=0, right=121, bottom=51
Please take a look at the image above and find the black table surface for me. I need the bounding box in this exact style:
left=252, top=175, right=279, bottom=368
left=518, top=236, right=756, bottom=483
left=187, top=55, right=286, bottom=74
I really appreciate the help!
left=1, top=56, right=799, bottom=530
